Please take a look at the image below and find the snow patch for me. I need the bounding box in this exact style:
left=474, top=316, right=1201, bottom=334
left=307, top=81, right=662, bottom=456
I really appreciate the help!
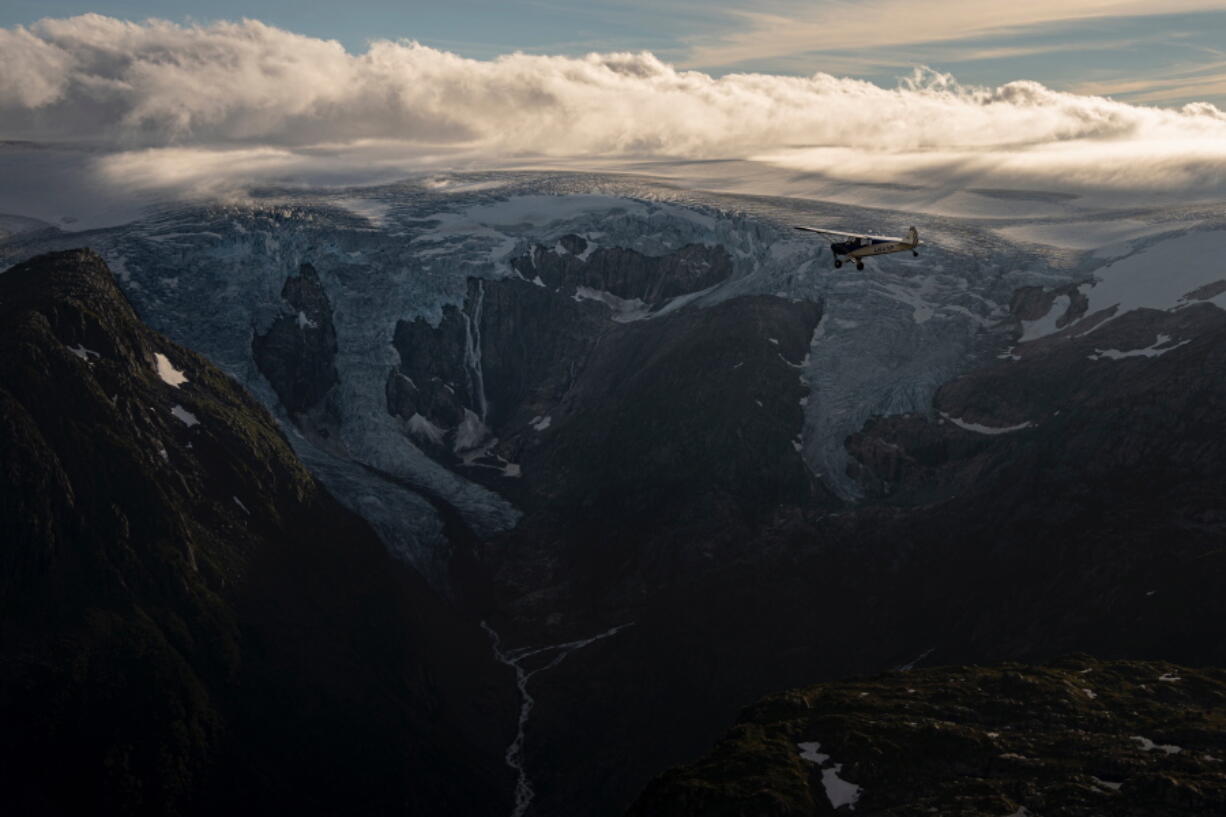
left=798, top=742, right=829, bottom=765
left=572, top=286, right=652, bottom=322
left=407, top=413, right=446, bottom=446
left=941, top=413, right=1034, bottom=435
left=797, top=741, right=862, bottom=810
left=1020, top=295, right=1071, bottom=342
left=1089, top=334, right=1190, bottom=360
left=232, top=496, right=250, bottom=515
left=531, top=415, right=552, bottom=432
left=454, top=408, right=489, bottom=453
left=822, top=766, right=863, bottom=810
left=67, top=343, right=100, bottom=362
left=1132, top=736, right=1182, bottom=754
left=154, top=353, right=188, bottom=387
left=296, top=310, right=319, bottom=330
left=170, top=405, right=199, bottom=427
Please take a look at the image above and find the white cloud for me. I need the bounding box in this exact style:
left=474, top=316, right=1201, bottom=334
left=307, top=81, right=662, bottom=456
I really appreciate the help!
left=0, top=24, right=77, bottom=107
left=4, top=16, right=1226, bottom=210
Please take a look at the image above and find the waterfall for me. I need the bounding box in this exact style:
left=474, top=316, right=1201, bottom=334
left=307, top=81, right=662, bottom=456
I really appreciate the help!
left=463, top=279, right=489, bottom=423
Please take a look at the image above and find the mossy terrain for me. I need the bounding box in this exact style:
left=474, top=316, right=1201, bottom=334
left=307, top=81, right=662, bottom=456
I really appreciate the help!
left=0, top=250, right=509, bottom=816
left=629, top=657, right=1226, bottom=816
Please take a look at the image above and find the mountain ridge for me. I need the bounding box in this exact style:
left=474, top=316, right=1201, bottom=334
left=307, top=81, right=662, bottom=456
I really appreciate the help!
left=0, top=249, right=513, bottom=816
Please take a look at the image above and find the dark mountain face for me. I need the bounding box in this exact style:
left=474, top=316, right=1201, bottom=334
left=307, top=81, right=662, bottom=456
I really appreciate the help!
left=0, top=250, right=513, bottom=816
left=377, top=238, right=826, bottom=623
left=239, top=230, right=1226, bottom=817
left=607, top=291, right=1226, bottom=817
left=9, top=216, right=1226, bottom=817
left=629, top=657, right=1226, bottom=817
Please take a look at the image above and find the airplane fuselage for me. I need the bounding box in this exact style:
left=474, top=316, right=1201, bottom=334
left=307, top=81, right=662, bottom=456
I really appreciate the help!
left=834, top=237, right=914, bottom=260
left=843, top=239, right=912, bottom=257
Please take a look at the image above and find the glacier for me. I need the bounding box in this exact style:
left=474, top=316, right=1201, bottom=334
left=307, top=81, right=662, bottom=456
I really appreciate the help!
left=3, top=170, right=1224, bottom=581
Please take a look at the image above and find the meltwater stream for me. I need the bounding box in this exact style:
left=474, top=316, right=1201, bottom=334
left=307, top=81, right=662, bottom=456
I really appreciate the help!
left=483, top=622, right=634, bottom=817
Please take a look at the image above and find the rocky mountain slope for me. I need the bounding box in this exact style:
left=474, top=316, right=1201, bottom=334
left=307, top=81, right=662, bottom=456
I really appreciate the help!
left=629, top=657, right=1226, bottom=816
left=3, top=179, right=1226, bottom=817
left=0, top=250, right=512, bottom=816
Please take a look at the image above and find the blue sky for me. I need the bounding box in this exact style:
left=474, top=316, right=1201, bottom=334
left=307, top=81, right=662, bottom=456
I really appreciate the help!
left=4, top=1, right=1226, bottom=106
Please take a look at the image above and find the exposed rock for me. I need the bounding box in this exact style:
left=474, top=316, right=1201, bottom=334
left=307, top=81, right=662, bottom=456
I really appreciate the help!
left=251, top=262, right=339, bottom=419
left=628, top=658, right=1226, bottom=816
left=513, top=236, right=733, bottom=305
left=1009, top=283, right=1089, bottom=330
left=1183, top=279, right=1226, bottom=302
left=0, top=250, right=512, bottom=817
left=388, top=239, right=737, bottom=464
left=848, top=303, right=1226, bottom=504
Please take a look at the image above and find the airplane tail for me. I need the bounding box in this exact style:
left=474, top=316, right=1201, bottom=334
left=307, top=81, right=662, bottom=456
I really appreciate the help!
left=906, top=226, right=919, bottom=247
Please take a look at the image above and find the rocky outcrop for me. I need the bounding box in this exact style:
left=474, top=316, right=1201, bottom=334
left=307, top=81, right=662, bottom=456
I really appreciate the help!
left=0, top=251, right=511, bottom=817
left=387, top=239, right=738, bottom=463
left=1009, top=282, right=1089, bottom=327
left=629, top=657, right=1226, bottom=816
left=846, top=303, right=1226, bottom=505
left=387, top=267, right=826, bottom=623
left=252, top=262, right=339, bottom=420
left=388, top=275, right=612, bottom=457
left=513, top=235, right=733, bottom=305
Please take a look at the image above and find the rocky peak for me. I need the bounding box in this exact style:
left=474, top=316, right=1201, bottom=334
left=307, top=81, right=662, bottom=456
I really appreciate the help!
left=251, top=261, right=340, bottom=421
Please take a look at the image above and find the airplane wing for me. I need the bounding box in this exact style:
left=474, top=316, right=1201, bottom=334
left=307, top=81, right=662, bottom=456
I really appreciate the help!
left=794, top=225, right=904, bottom=242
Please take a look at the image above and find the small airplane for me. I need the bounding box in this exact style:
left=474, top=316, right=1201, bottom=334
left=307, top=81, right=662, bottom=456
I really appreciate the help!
left=794, top=225, right=921, bottom=270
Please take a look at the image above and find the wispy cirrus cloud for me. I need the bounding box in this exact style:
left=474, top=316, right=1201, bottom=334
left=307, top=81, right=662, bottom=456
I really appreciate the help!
left=1075, top=57, right=1226, bottom=104
left=681, top=0, right=1226, bottom=69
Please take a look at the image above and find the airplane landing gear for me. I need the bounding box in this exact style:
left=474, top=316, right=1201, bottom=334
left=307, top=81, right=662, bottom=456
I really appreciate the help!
left=855, top=261, right=865, bottom=271
left=913, top=250, right=919, bottom=257
left=834, top=259, right=843, bottom=269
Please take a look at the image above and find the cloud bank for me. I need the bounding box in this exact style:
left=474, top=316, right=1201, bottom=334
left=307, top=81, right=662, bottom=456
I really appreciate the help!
left=4, top=14, right=1226, bottom=206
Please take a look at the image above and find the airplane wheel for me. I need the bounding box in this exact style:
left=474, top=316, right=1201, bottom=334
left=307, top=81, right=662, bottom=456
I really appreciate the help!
left=856, top=261, right=865, bottom=271
left=913, top=250, right=919, bottom=257
left=834, top=260, right=843, bottom=269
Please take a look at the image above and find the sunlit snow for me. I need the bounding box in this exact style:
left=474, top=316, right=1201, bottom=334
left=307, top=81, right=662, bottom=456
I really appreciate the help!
left=154, top=353, right=188, bottom=387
